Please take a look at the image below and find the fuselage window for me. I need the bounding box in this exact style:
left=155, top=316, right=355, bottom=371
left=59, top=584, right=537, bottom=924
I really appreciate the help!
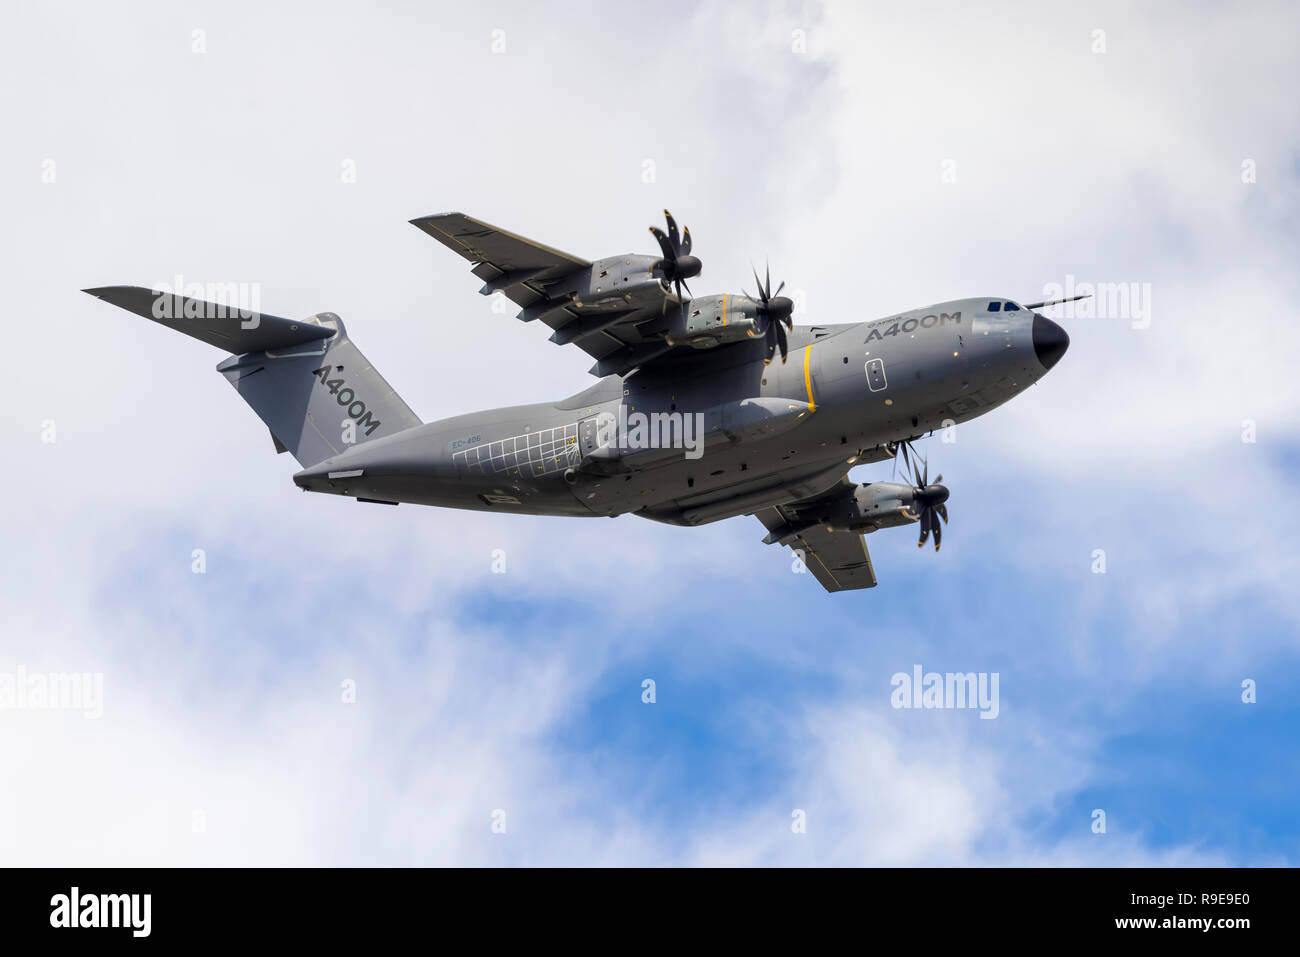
left=988, top=301, right=1001, bottom=312
left=1004, top=301, right=1020, bottom=311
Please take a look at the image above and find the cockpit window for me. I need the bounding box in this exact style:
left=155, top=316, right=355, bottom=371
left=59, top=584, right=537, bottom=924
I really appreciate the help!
left=1004, top=301, right=1020, bottom=311
left=988, top=301, right=1001, bottom=312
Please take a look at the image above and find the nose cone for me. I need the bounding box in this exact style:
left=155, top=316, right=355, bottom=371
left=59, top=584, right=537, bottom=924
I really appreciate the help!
left=1032, top=314, right=1070, bottom=371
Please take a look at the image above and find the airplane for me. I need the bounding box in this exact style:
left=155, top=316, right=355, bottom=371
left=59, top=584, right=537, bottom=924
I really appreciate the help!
left=83, top=210, right=1073, bottom=592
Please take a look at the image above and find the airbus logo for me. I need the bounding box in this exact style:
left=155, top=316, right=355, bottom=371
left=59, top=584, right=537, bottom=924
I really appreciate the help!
left=864, top=311, right=962, bottom=342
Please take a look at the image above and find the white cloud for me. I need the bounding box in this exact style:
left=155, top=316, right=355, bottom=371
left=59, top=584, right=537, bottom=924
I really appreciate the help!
left=1, top=0, right=1295, bottom=866
left=1, top=553, right=1232, bottom=865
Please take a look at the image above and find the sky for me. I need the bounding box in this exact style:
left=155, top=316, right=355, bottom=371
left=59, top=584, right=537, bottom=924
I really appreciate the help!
left=1, top=0, right=1297, bottom=865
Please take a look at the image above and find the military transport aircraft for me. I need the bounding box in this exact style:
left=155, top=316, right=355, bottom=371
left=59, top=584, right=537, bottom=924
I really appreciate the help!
left=84, top=211, right=1073, bottom=592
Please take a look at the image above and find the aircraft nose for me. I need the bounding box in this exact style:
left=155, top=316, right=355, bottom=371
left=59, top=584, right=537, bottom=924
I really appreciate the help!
left=1031, top=314, right=1069, bottom=371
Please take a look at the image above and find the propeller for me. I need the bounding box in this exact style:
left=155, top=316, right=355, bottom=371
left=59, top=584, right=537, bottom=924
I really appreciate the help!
left=649, top=210, right=702, bottom=304
left=893, top=440, right=950, bottom=551
left=745, top=262, right=795, bottom=364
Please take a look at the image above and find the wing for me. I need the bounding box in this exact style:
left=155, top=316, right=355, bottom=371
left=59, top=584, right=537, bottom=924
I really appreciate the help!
left=765, top=522, right=878, bottom=592
left=410, top=212, right=591, bottom=299
left=410, top=212, right=690, bottom=377
left=753, top=478, right=878, bottom=593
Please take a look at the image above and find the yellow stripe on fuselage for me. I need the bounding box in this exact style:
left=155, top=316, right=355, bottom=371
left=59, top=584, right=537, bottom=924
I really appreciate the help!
left=803, top=344, right=816, bottom=411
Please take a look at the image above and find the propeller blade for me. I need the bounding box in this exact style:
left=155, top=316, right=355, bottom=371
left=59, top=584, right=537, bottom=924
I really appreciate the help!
left=899, top=443, right=913, bottom=486
left=650, top=226, right=675, bottom=264
left=921, top=457, right=928, bottom=488
left=932, top=513, right=942, bottom=550
left=776, top=322, right=788, bottom=363
left=764, top=324, right=777, bottom=364
left=765, top=262, right=771, bottom=301
left=664, top=210, right=681, bottom=254
left=775, top=280, right=785, bottom=297
left=679, top=278, right=692, bottom=298
left=752, top=265, right=765, bottom=303
left=937, top=502, right=948, bottom=524
left=934, top=474, right=942, bottom=485
left=918, top=509, right=931, bottom=547
left=681, top=226, right=692, bottom=255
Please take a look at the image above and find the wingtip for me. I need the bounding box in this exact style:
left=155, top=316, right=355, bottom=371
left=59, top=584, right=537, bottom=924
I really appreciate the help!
left=409, top=213, right=463, bottom=229
left=82, top=284, right=156, bottom=300
left=82, top=285, right=137, bottom=300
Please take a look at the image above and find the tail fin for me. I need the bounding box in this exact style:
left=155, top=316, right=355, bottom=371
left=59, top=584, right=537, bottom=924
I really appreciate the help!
left=84, top=286, right=421, bottom=467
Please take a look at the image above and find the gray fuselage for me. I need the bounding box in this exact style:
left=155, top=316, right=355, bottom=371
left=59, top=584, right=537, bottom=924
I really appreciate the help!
left=293, top=297, right=1067, bottom=524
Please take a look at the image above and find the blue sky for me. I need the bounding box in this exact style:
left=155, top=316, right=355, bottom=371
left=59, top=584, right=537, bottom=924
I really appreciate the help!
left=1, top=0, right=1297, bottom=865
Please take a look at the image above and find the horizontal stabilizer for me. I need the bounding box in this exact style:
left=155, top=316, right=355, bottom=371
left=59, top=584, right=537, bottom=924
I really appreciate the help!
left=82, top=286, right=335, bottom=354
left=85, top=286, right=421, bottom=468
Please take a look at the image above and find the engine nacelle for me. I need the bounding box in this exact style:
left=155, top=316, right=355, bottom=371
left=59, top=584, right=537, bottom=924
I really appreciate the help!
left=663, top=294, right=761, bottom=349
left=834, top=481, right=917, bottom=532
left=542, top=254, right=667, bottom=312
left=762, top=481, right=917, bottom=545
